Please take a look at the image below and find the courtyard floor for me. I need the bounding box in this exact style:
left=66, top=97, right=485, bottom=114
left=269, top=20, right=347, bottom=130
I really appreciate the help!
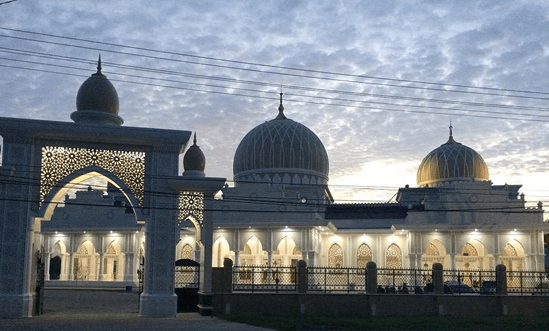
left=0, top=289, right=273, bottom=331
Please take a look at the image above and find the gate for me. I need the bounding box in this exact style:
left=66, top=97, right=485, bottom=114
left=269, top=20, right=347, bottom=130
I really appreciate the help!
left=35, top=255, right=45, bottom=315
left=174, top=259, right=200, bottom=312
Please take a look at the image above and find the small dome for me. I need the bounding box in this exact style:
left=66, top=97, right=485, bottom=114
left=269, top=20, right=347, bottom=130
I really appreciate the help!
left=183, top=133, right=206, bottom=177
left=417, top=127, right=489, bottom=187
left=233, top=94, right=329, bottom=184
left=71, top=56, right=123, bottom=126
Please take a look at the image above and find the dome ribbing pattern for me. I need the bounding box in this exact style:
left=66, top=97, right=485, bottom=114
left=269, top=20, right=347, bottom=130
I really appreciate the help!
left=233, top=95, right=329, bottom=184
left=417, top=128, right=489, bottom=187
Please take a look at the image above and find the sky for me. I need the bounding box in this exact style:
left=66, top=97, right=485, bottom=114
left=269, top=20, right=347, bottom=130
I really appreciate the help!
left=1, top=0, right=549, bottom=209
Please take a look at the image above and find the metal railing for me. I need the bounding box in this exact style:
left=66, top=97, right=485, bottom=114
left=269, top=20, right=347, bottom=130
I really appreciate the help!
left=233, top=265, right=297, bottom=293
left=440, top=269, right=496, bottom=295
left=507, top=271, right=549, bottom=295
left=229, top=264, right=548, bottom=295
left=175, top=266, right=199, bottom=289
left=377, top=268, right=432, bottom=294
left=308, top=266, right=366, bottom=293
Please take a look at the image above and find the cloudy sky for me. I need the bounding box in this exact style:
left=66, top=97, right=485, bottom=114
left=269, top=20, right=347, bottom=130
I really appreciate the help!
left=1, top=0, right=549, bottom=207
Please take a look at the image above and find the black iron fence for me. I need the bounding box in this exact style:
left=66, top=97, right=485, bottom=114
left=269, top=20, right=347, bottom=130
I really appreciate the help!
left=227, top=263, right=548, bottom=296
left=507, top=270, right=549, bottom=295
left=377, top=268, right=431, bottom=294
left=233, top=265, right=297, bottom=292
left=175, top=265, right=199, bottom=289
left=308, top=267, right=365, bottom=293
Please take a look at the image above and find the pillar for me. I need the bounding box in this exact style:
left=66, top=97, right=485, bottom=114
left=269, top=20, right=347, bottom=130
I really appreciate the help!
left=496, top=264, right=507, bottom=295
left=0, top=137, right=37, bottom=317
left=44, top=252, right=51, bottom=281
left=366, top=261, right=377, bottom=294
left=197, top=194, right=216, bottom=316
left=297, top=260, right=307, bottom=293
left=69, top=253, right=75, bottom=281
left=432, top=263, right=444, bottom=294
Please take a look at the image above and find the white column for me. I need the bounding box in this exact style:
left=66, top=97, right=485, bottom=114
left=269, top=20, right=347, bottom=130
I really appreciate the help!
left=98, top=236, right=105, bottom=281
left=44, top=251, right=51, bottom=281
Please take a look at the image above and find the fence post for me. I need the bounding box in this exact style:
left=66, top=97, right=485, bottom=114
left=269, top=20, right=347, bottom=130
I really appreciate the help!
left=366, top=261, right=377, bottom=294
left=496, top=264, right=507, bottom=295
left=297, top=260, right=307, bottom=293
left=432, top=263, right=443, bottom=294
left=223, top=258, right=233, bottom=293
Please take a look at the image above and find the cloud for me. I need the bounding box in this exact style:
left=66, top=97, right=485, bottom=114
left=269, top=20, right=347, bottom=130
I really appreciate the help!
left=1, top=0, right=549, bottom=205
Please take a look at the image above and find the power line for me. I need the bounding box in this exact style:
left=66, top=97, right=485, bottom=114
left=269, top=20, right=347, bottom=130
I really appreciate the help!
left=1, top=62, right=548, bottom=123
left=2, top=26, right=549, bottom=98
left=6, top=46, right=549, bottom=113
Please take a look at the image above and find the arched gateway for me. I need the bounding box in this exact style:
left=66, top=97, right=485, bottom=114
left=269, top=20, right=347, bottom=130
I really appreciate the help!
left=0, top=59, right=224, bottom=318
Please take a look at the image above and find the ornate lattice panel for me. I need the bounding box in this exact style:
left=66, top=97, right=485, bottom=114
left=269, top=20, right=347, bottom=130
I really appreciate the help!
left=328, top=244, right=343, bottom=267
left=502, top=243, right=517, bottom=256
left=386, top=243, right=402, bottom=269
left=461, top=243, right=478, bottom=256
left=178, top=191, right=204, bottom=226
left=426, top=243, right=440, bottom=256
left=357, top=243, right=372, bottom=268
left=40, top=146, right=145, bottom=205
left=181, top=244, right=194, bottom=260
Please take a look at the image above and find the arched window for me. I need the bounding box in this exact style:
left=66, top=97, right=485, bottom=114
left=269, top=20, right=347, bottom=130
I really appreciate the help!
left=104, top=241, right=123, bottom=281
left=356, top=243, right=372, bottom=268
left=425, top=243, right=440, bottom=256
left=328, top=244, right=343, bottom=267
left=74, top=240, right=96, bottom=281
left=386, top=244, right=402, bottom=269
left=181, top=244, right=194, bottom=260
left=461, top=243, right=478, bottom=256
left=502, top=243, right=517, bottom=257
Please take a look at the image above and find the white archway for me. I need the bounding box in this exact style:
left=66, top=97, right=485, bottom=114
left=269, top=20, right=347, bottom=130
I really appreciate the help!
left=273, top=237, right=301, bottom=266
left=212, top=237, right=234, bottom=268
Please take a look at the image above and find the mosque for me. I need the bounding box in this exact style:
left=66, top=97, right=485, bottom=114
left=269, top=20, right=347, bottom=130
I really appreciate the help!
left=0, top=59, right=546, bottom=317
left=37, top=62, right=547, bottom=286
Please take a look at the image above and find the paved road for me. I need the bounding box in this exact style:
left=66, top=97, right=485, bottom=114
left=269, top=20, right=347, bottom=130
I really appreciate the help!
left=0, top=290, right=274, bottom=331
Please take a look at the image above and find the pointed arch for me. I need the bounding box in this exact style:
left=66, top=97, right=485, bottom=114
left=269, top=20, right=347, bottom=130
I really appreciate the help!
left=501, top=239, right=526, bottom=274
left=357, top=243, right=372, bottom=268
left=422, top=239, right=447, bottom=269
left=240, top=236, right=266, bottom=265
left=273, top=237, right=301, bottom=266
left=181, top=216, right=201, bottom=243
left=180, top=244, right=194, bottom=261
left=328, top=243, right=343, bottom=267
left=456, top=239, right=491, bottom=271
left=212, top=236, right=234, bottom=268
left=38, top=167, right=140, bottom=222
left=386, top=243, right=402, bottom=268
left=74, top=240, right=97, bottom=281
left=104, top=240, right=124, bottom=281
left=50, top=240, right=68, bottom=280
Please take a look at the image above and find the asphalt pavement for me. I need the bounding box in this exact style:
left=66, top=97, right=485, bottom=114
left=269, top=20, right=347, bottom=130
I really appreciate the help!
left=0, top=289, right=273, bottom=331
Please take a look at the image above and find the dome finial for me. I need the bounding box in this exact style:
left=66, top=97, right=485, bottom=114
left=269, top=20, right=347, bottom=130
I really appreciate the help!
left=193, top=131, right=197, bottom=145
left=446, top=121, right=456, bottom=144
left=96, top=54, right=102, bottom=75
left=275, top=91, right=286, bottom=119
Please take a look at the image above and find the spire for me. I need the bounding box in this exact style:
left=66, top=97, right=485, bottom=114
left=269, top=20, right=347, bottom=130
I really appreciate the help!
left=94, top=54, right=103, bottom=76
left=193, top=131, right=197, bottom=145
left=275, top=91, right=286, bottom=119
left=446, top=121, right=457, bottom=144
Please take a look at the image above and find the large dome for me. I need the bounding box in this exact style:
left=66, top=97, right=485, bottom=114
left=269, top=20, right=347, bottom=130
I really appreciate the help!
left=71, top=56, right=123, bottom=126
left=417, top=128, right=489, bottom=187
left=233, top=96, right=329, bottom=184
